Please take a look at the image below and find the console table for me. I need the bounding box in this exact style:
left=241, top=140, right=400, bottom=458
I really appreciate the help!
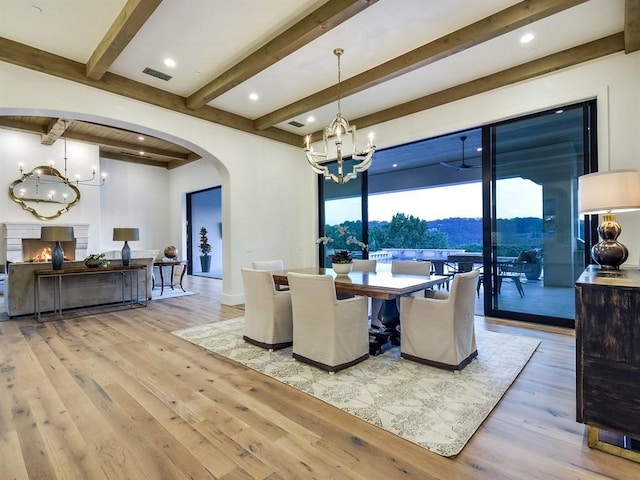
left=34, top=264, right=148, bottom=321
left=575, top=265, right=640, bottom=462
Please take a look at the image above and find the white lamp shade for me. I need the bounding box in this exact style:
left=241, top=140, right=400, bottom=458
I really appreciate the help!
left=578, top=169, right=640, bottom=214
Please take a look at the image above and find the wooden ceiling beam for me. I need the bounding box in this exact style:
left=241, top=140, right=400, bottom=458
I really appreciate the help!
left=254, top=0, right=588, bottom=130
left=185, top=0, right=377, bottom=110
left=100, top=150, right=169, bottom=168
left=41, top=118, right=67, bottom=145
left=625, top=0, right=640, bottom=52
left=340, top=33, right=625, bottom=135
left=64, top=130, right=189, bottom=161
left=86, top=0, right=163, bottom=80
left=0, top=37, right=301, bottom=146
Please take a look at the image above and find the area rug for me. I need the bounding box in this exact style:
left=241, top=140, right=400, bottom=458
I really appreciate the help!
left=151, top=289, right=197, bottom=301
left=172, top=318, right=539, bottom=457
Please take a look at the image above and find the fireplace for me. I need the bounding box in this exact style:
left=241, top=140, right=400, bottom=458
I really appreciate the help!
left=3, top=222, right=89, bottom=263
left=22, top=239, right=77, bottom=262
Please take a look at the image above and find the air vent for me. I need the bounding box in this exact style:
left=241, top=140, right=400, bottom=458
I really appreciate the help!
left=142, top=67, right=172, bottom=81
left=288, top=120, right=304, bottom=128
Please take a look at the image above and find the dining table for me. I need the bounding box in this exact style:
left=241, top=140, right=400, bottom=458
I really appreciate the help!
left=272, top=267, right=449, bottom=354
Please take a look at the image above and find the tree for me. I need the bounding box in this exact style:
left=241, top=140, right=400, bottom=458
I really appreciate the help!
left=384, top=213, right=448, bottom=249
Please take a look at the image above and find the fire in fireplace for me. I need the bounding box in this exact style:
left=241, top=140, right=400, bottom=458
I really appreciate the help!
left=22, top=239, right=76, bottom=262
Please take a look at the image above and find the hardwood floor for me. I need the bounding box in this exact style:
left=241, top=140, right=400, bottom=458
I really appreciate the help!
left=1, top=275, right=638, bottom=479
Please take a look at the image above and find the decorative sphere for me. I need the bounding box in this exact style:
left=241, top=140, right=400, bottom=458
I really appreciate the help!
left=164, top=246, right=178, bottom=259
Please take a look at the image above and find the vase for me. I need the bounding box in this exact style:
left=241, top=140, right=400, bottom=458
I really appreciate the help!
left=332, top=262, right=352, bottom=275
left=200, top=255, right=212, bottom=273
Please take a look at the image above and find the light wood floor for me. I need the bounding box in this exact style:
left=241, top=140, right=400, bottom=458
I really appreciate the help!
left=1, top=275, right=638, bottom=479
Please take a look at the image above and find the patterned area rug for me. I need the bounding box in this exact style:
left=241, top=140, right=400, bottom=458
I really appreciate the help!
left=172, top=318, right=540, bottom=457
left=151, top=289, right=197, bottom=300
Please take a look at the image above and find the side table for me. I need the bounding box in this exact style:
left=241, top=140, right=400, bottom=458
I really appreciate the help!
left=153, top=260, right=187, bottom=295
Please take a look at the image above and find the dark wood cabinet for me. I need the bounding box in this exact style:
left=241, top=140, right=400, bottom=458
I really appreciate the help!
left=575, top=265, right=640, bottom=460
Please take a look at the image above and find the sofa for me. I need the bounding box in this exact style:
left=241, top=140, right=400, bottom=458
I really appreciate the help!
left=4, top=257, right=154, bottom=318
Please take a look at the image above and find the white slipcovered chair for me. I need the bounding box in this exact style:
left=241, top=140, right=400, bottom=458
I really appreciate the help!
left=241, top=268, right=293, bottom=350
left=399, top=269, right=479, bottom=371
left=252, top=259, right=288, bottom=290
left=351, top=259, right=377, bottom=272
left=287, top=272, right=369, bottom=373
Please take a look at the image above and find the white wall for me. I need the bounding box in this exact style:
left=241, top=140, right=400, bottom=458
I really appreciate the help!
left=1, top=49, right=639, bottom=305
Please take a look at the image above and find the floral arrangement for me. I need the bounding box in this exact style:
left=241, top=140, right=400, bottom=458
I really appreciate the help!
left=316, top=225, right=368, bottom=264
left=84, top=253, right=108, bottom=267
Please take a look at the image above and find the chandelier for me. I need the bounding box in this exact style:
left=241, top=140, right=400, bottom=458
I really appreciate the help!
left=17, top=120, right=106, bottom=200
left=304, top=48, right=375, bottom=184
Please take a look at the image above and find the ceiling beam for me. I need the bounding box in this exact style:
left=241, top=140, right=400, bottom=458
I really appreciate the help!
left=0, top=117, right=47, bottom=135
left=185, top=0, right=377, bottom=110
left=65, top=130, right=190, bottom=161
left=100, top=150, right=169, bottom=168
left=86, top=0, right=163, bottom=80
left=625, top=0, right=640, bottom=52
left=342, top=33, right=625, bottom=135
left=40, top=118, right=68, bottom=145
left=0, top=37, right=301, bottom=146
left=254, top=0, right=588, bottom=130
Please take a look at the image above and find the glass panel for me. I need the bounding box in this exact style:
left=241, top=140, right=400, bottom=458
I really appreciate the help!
left=486, top=104, right=591, bottom=325
left=320, top=159, right=365, bottom=267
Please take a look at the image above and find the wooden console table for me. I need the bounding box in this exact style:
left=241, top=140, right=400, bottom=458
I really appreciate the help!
left=34, top=264, right=147, bottom=321
left=575, top=265, right=640, bottom=462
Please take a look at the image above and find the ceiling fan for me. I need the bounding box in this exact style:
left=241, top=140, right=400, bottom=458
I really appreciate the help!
left=440, top=135, right=481, bottom=171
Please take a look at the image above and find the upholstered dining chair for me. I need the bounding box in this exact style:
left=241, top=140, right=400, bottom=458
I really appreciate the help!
left=241, top=268, right=293, bottom=350
left=399, top=269, right=479, bottom=371
left=351, top=259, right=377, bottom=272
left=252, top=259, right=288, bottom=290
left=287, top=272, right=369, bottom=373
left=392, top=259, right=432, bottom=298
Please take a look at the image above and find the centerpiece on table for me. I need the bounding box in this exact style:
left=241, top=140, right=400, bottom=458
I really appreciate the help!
left=84, top=253, right=108, bottom=268
left=316, top=225, right=368, bottom=275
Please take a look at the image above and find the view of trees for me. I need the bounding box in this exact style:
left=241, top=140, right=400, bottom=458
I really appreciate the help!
left=324, top=213, right=543, bottom=257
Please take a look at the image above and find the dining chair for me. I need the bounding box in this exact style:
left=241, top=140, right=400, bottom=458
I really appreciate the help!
left=287, top=272, right=369, bottom=373
left=392, top=260, right=432, bottom=297
left=241, top=268, right=293, bottom=350
left=399, top=269, right=479, bottom=371
left=252, top=259, right=288, bottom=290
left=351, top=259, right=377, bottom=272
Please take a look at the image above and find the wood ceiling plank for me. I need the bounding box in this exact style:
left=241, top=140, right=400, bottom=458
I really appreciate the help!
left=253, top=0, right=588, bottom=130
left=185, top=0, right=378, bottom=110
left=100, top=150, right=169, bottom=168
left=347, top=33, right=625, bottom=134
left=41, top=118, right=67, bottom=145
left=0, top=37, right=301, bottom=146
left=0, top=117, right=47, bottom=135
left=625, top=0, right=640, bottom=52
left=66, top=130, right=189, bottom=161
left=86, top=0, right=163, bottom=80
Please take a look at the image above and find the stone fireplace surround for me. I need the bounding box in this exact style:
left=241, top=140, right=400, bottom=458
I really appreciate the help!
left=4, top=222, right=89, bottom=263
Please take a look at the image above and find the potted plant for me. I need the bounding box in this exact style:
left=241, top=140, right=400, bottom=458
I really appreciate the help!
left=199, top=227, right=212, bottom=273
left=330, top=250, right=353, bottom=274
left=517, top=249, right=542, bottom=280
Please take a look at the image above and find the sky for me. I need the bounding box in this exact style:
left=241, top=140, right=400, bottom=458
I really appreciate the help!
left=325, top=178, right=542, bottom=225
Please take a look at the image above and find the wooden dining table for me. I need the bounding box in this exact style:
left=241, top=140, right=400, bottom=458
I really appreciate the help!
left=272, top=267, right=449, bottom=354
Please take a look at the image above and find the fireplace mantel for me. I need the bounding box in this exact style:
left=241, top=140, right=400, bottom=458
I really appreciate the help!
left=3, top=222, right=89, bottom=263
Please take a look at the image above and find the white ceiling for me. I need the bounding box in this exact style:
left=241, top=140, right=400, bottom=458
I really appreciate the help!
left=0, top=0, right=632, bottom=146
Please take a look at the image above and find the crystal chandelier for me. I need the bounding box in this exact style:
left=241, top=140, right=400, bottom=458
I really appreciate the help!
left=17, top=120, right=106, bottom=200
left=304, top=48, right=375, bottom=184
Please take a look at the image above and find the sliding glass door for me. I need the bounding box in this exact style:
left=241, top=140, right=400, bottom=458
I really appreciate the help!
left=483, top=102, right=596, bottom=327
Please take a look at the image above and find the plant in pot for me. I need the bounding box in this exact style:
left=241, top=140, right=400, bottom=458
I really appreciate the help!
left=331, top=249, right=353, bottom=274
left=199, top=227, right=212, bottom=273
left=517, top=249, right=543, bottom=280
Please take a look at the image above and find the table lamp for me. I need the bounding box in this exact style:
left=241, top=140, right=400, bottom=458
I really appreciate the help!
left=40, top=226, right=75, bottom=270
left=113, top=227, right=140, bottom=266
left=578, top=169, right=640, bottom=270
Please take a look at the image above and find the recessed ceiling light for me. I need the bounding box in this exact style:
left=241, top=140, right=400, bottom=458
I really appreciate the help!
left=249, top=93, right=259, bottom=101
left=307, top=116, right=315, bottom=123
left=164, top=58, right=176, bottom=68
left=138, top=136, right=144, bottom=141
left=520, top=33, right=535, bottom=44
left=139, top=151, right=145, bottom=155
left=555, top=109, right=564, bottom=114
